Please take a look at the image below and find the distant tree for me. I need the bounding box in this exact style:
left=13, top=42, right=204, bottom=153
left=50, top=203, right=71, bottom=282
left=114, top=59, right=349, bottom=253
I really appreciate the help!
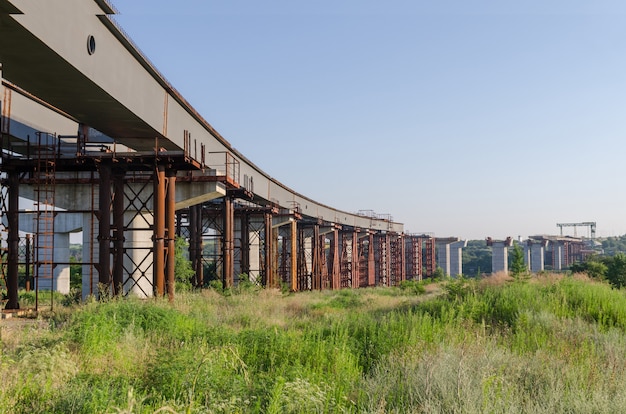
left=605, top=253, right=626, bottom=289
left=570, top=257, right=608, bottom=280
left=510, top=244, right=527, bottom=278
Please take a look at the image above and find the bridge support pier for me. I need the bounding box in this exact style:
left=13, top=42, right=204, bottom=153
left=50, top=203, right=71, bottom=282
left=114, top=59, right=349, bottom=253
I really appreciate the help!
left=405, top=235, right=423, bottom=281
left=487, top=237, right=513, bottom=274
left=529, top=239, right=548, bottom=273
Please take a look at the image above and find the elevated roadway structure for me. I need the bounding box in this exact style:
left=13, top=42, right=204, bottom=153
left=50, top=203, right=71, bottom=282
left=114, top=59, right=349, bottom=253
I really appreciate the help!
left=0, top=0, right=452, bottom=308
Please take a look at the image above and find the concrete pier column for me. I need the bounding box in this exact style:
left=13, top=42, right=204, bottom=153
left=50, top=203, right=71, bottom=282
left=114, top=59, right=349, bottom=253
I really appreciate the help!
left=436, top=243, right=451, bottom=276
left=312, top=224, right=321, bottom=290
left=124, top=212, right=154, bottom=298
left=530, top=241, right=548, bottom=273
left=302, top=229, right=313, bottom=290
left=436, top=237, right=464, bottom=276
left=37, top=232, right=70, bottom=294
left=450, top=240, right=467, bottom=277
left=247, top=217, right=262, bottom=285
left=487, top=237, right=513, bottom=274
left=523, top=244, right=531, bottom=270
left=553, top=243, right=563, bottom=271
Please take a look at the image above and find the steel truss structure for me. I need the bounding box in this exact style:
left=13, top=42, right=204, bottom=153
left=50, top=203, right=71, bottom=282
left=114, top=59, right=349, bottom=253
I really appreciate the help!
left=0, top=129, right=446, bottom=310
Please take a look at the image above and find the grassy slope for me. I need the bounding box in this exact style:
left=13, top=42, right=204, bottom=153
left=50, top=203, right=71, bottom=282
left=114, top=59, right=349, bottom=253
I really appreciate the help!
left=2, top=275, right=626, bottom=413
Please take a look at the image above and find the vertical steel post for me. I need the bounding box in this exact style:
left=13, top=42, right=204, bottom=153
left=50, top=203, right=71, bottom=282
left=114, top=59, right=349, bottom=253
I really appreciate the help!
left=400, top=234, right=406, bottom=283
left=263, top=211, right=273, bottom=287
left=154, top=165, right=166, bottom=297
left=352, top=230, right=359, bottom=289
left=331, top=227, right=340, bottom=289
left=166, top=170, right=176, bottom=301
left=312, top=224, right=320, bottom=290
left=241, top=211, right=250, bottom=277
left=290, top=219, right=297, bottom=292
left=195, top=205, right=204, bottom=286
left=98, top=162, right=112, bottom=294
left=189, top=204, right=203, bottom=287
left=222, top=196, right=234, bottom=288
left=368, top=232, right=375, bottom=286
left=112, top=171, right=125, bottom=296
left=5, top=171, right=19, bottom=309
left=25, top=234, right=31, bottom=292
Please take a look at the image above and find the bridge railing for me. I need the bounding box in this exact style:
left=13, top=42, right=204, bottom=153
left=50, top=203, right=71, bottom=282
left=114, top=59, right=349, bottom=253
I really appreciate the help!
left=206, top=151, right=240, bottom=188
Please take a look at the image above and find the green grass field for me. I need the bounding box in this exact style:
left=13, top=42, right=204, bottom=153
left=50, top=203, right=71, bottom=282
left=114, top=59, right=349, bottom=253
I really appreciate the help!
left=2, top=273, right=626, bottom=413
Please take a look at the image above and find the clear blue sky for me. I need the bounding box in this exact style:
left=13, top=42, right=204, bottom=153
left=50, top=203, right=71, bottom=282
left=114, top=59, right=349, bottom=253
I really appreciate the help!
left=113, top=0, right=626, bottom=240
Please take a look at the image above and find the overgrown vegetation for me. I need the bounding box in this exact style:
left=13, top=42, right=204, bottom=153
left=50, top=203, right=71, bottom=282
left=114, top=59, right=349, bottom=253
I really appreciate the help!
left=571, top=253, right=626, bottom=289
left=2, top=274, right=626, bottom=412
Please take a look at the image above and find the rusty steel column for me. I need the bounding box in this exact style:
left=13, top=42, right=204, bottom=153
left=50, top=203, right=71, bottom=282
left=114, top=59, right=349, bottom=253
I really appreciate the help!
left=368, top=232, right=375, bottom=286
left=98, top=162, right=112, bottom=292
left=166, top=170, right=176, bottom=301
left=331, top=227, right=340, bottom=289
left=263, top=211, right=272, bottom=287
left=352, top=230, right=359, bottom=289
left=400, top=234, right=406, bottom=283
left=290, top=219, right=298, bottom=292
left=189, top=204, right=203, bottom=287
left=425, top=237, right=436, bottom=277
left=312, top=224, right=321, bottom=290
left=241, top=211, right=250, bottom=277
left=271, top=227, right=279, bottom=288
left=222, top=196, right=234, bottom=288
left=25, top=234, right=31, bottom=292
left=5, top=171, right=19, bottom=309
left=112, top=171, right=125, bottom=296
left=154, top=165, right=166, bottom=297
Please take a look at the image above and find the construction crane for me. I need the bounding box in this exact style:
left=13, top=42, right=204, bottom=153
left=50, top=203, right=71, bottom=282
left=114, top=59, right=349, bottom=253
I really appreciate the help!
left=556, top=222, right=596, bottom=239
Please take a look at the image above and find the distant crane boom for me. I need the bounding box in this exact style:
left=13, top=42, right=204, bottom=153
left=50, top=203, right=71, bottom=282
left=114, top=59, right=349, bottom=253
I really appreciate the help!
left=556, top=222, right=596, bottom=238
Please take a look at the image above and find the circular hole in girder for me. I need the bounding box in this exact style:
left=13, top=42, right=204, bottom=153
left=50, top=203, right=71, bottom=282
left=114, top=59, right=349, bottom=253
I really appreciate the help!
left=87, top=35, right=96, bottom=55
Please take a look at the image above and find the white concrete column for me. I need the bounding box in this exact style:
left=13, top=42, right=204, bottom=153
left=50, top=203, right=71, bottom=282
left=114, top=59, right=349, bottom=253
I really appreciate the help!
left=436, top=243, right=451, bottom=276
left=37, top=232, right=70, bottom=293
left=530, top=243, right=545, bottom=273
left=123, top=212, right=153, bottom=298
left=523, top=244, right=531, bottom=270
left=248, top=231, right=261, bottom=284
left=487, top=238, right=512, bottom=274
left=304, top=234, right=313, bottom=290
left=553, top=243, right=563, bottom=271
left=449, top=240, right=467, bottom=277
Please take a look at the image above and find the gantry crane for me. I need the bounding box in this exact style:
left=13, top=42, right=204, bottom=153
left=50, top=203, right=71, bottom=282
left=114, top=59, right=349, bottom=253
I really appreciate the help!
left=556, top=222, right=596, bottom=239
